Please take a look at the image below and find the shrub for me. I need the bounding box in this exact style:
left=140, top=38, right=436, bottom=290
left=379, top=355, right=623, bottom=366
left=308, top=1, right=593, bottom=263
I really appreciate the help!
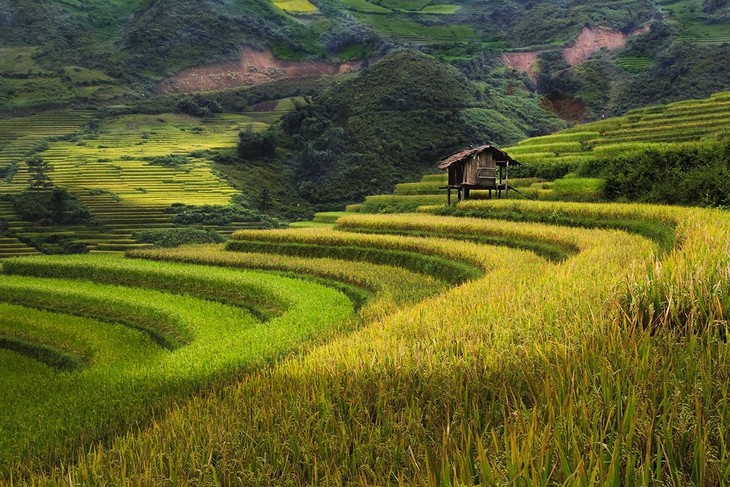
left=602, top=142, right=730, bottom=207
left=165, top=200, right=282, bottom=228
left=238, top=129, right=277, bottom=161
left=177, top=94, right=223, bottom=117
left=133, top=228, right=225, bottom=248
left=11, top=189, right=92, bottom=225
left=148, top=155, right=189, bottom=168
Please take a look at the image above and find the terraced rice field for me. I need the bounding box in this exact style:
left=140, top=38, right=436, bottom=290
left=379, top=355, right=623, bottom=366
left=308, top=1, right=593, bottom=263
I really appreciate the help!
left=272, top=0, right=319, bottom=13
left=657, top=0, right=730, bottom=44
left=616, top=56, right=653, bottom=71
left=0, top=110, right=283, bottom=256
left=2, top=196, right=729, bottom=484
left=504, top=91, right=730, bottom=166
left=336, top=92, right=730, bottom=214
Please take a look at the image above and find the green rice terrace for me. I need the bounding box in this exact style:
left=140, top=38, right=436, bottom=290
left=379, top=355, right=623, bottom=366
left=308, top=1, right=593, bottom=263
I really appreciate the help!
left=349, top=90, right=730, bottom=212
left=505, top=91, right=730, bottom=166
left=0, top=88, right=729, bottom=484
left=0, top=106, right=289, bottom=257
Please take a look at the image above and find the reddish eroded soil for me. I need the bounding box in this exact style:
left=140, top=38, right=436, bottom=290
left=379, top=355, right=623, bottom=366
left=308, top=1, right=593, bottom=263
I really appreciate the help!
left=563, top=25, right=649, bottom=65
left=502, top=25, right=650, bottom=79
left=160, top=47, right=360, bottom=93
left=502, top=52, right=540, bottom=80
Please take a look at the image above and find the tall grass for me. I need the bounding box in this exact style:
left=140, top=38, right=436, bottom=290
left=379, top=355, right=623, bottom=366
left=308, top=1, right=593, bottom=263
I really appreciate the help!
left=129, top=244, right=446, bottom=322
left=7, top=201, right=730, bottom=484
left=28, top=204, right=690, bottom=485
left=228, top=227, right=485, bottom=284
left=0, top=256, right=354, bottom=473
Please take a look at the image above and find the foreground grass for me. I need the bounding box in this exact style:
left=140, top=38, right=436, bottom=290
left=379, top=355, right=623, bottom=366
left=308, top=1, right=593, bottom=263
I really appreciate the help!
left=129, top=245, right=446, bottom=322
left=7, top=201, right=730, bottom=484
left=0, top=256, right=354, bottom=474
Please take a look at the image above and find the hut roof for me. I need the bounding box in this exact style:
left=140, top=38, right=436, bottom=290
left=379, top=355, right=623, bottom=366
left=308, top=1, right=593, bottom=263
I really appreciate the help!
left=437, top=145, right=520, bottom=170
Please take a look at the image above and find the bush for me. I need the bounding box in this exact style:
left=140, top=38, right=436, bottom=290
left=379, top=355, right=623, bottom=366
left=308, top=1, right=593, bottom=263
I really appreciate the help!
left=177, top=94, right=223, bottom=117
left=165, top=200, right=282, bottom=228
left=512, top=161, right=580, bottom=180
left=238, top=130, right=277, bottom=161
left=11, top=189, right=92, bottom=225
left=133, top=228, right=225, bottom=248
left=602, top=142, right=730, bottom=207
left=148, top=155, right=189, bottom=168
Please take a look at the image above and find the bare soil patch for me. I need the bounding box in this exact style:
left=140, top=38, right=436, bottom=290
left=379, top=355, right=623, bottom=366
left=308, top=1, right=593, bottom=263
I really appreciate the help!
left=502, top=25, right=650, bottom=79
left=502, top=52, right=539, bottom=80
left=160, top=47, right=360, bottom=93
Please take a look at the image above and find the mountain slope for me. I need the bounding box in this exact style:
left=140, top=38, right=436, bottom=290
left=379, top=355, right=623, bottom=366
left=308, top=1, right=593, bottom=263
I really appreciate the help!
left=0, top=0, right=727, bottom=116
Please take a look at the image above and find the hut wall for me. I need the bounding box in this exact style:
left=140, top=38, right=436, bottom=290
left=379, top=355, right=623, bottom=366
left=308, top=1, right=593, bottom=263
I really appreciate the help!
left=477, top=153, right=497, bottom=187
left=463, top=153, right=497, bottom=187
left=464, top=156, right=479, bottom=185
left=448, top=165, right=463, bottom=186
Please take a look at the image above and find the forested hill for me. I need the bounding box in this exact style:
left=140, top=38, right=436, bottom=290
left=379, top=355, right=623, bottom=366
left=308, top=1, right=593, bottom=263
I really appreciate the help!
left=273, top=50, right=566, bottom=206
left=0, top=0, right=728, bottom=118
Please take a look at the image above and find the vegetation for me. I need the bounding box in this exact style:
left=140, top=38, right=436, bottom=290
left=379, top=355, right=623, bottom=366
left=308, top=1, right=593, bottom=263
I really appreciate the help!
left=0, top=255, right=354, bottom=470
left=0, top=109, right=296, bottom=256
left=268, top=50, right=563, bottom=209
left=166, top=196, right=282, bottom=228
left=504, top=91, right=730, bottom=179
left=6, top=189, right=92, bottom=226
left=132, top=228, right=225, bottom=248
left=1, top=198, right=725, bottom=484
left=602, top=142, right=730, bottom=206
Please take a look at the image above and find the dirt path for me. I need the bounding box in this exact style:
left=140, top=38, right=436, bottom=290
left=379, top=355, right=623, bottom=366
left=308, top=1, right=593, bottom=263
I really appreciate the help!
left=160, top=47, right=360, bottom=93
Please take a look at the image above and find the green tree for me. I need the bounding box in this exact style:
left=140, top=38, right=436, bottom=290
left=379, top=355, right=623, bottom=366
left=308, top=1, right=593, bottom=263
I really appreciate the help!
left=238, top=126, right=277, bottom=161
left=26, top=156, right=53, bottom=190
left=258, top=187, right=272, bottom=212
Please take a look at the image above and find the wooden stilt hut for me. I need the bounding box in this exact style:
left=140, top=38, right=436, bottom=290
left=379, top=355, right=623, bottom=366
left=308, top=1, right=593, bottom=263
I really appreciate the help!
left=437, top=145, right=521, bottom=204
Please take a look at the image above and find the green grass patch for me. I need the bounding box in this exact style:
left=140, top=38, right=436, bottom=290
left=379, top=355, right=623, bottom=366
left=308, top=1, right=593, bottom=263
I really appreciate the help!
left=377, top=0, right=431, bottom=10
left=357, top=14, right=475, bottom=42
left=272, top=0, right=319, bottom=13
left=340, top=0, right=393, bottom=13
left=0, top=254, right=353, bottom=470
left=419, top=4, right=461, bottom=13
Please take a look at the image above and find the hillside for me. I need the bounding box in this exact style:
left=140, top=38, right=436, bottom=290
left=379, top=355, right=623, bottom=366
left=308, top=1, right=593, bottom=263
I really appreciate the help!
left=0, top=103, right=300, bottom=257
left=505, top=90, right=730, bottom=171
left=275, top=50, right=566, bottom=207
left=0, top=0, right=728, bottom=118
left=340, top=90, right=730, bottom=212
left=0, top=50, right=567, bottom=258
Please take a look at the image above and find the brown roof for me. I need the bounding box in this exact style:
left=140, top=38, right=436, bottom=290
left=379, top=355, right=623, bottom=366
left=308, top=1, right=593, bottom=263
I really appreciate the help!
left=437, top=145, right=520, bottom=170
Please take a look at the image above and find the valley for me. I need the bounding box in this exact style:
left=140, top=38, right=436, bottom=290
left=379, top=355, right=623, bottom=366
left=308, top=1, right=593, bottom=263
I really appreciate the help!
left=0, top=0, right=728, bottom=483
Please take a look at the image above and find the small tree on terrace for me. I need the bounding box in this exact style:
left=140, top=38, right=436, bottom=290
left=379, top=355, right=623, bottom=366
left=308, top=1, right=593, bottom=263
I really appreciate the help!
left=26, top=156, right=54, bottom=190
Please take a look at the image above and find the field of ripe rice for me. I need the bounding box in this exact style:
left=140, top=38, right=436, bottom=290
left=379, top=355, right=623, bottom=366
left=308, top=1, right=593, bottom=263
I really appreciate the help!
left=1, top=196, right=727, bottom=485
